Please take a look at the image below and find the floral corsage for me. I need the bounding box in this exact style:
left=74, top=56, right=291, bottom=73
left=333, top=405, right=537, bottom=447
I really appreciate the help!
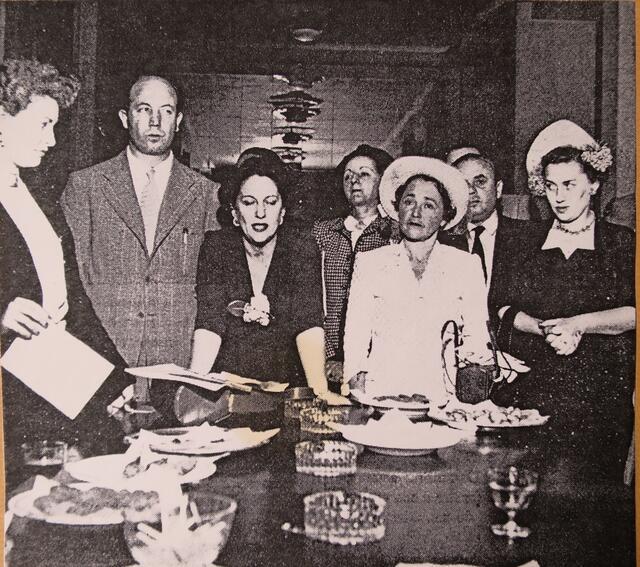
left=227, top=293, right=272, bottom=326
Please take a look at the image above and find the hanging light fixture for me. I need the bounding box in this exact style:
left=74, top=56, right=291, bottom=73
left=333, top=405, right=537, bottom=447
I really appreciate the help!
left=273, top=126, right=314, bottom=145
left=272, top=145, right=306, bottom=165
left=269, top=91, right=322, bottom=123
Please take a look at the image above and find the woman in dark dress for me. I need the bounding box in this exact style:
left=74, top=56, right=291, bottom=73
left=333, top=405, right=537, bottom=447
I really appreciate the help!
left=494, top=120, right=634, bottom=475
left=0, top=59, right=131, bottom=475
left=166, top=158, right=349, bottom=424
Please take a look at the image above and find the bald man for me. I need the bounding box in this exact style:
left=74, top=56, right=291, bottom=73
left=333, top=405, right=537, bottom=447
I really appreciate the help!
left=62, top=75, right=220, bottom=400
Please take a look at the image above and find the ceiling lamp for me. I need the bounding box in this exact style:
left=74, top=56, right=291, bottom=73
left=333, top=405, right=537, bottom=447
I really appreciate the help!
left=269, top=91, right=322, bottom=123
left=273, top=126, right=314, bottom=145
left=285, top=4, right=327, bottom=44
left=272, top=145, right=306, bottom=164
left=291, top=27, right=323, bottom=43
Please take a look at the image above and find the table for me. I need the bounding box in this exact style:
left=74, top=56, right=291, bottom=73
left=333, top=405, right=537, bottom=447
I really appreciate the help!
left=6, top=417, right=635, bottom=567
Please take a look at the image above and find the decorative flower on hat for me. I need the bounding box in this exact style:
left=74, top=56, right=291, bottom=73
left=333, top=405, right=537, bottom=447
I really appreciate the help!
left=581, top=143, right=613, bottom=173
left=227, top=293, right=272, bottom=326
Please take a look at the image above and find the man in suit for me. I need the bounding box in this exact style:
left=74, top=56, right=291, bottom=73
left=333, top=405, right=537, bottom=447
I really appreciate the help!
left=62, top=75, right=220, bottom=402
left=439, top=149, right=529, bottom=324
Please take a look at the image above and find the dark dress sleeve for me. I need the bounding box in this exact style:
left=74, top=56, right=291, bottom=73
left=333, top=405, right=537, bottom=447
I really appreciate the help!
left=611, top=224, right=635, bottom=307
left=194, top=231, right=229, bottom=336
left=493, top=222, right=548, bottom=350
left=288, top=228, right=324, bottom=336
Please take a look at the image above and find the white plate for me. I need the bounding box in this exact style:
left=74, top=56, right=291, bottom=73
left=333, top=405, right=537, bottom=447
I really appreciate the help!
left=350, top=391, right=432, bottom=414
left=332, top=422, right=465, bottom=456
left=64, top=453, right=219, bottom=488
left=8, top=482, right=124, bottom=525
left=428, top=407, right=549, bottom=431
left=135, top=427, right=280, bottom=456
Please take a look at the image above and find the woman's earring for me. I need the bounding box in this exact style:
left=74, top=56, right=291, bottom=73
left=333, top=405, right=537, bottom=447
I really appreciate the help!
left=232, top=216, right=240, bottom=227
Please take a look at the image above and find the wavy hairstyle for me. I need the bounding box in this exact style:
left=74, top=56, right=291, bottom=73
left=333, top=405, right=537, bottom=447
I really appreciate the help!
left=0, top=59, right=80, bottom=116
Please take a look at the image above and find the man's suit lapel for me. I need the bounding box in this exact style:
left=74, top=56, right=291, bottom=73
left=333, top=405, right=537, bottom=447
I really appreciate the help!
left=439, top=230, right=468, bottom=252
left=153, top=161, right=198, bottom=255
left=99, top=151, right=147, bottom=251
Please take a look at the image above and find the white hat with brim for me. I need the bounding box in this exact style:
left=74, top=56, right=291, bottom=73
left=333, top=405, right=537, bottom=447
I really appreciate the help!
left=379, top=156, right=469, bottom=230
left=526, top=120, right=596, bottom=176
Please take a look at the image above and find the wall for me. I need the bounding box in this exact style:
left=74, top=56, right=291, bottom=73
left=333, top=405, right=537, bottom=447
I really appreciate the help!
left=609, top=1, right=635, bottom=228
left=174, top=73, right=428, bottom=170
left=514, top=2, right=597, bottom=195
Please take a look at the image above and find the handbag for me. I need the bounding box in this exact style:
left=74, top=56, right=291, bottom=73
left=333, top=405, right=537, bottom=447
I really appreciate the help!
left=441, top=320, right=500, bottom=404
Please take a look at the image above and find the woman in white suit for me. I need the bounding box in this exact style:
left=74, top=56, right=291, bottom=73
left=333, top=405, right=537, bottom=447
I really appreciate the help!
left=343, top=157, right=525, bottom=403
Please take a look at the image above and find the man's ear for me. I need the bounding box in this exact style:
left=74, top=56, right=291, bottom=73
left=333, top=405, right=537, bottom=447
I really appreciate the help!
left=496, top=180, right=503, bottom=200
left=176, top=112, right=184, bottom=132
left=118, top=109, right=129, bottom=130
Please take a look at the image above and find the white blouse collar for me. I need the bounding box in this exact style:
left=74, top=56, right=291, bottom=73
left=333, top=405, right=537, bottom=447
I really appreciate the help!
left=541, top=218, right=595, bottom=259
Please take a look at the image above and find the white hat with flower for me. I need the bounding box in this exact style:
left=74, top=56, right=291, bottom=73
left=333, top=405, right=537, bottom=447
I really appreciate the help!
left=378, top=156, right=469, bottom=230
left=526, top=119, right=613, bottom=196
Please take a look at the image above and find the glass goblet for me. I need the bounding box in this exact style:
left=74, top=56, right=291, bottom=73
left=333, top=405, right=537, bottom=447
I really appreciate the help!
left=487, top=466, right=538, bottom=540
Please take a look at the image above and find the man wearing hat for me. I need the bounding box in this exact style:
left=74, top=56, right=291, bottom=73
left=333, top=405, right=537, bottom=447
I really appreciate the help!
left=440, top=148, right=529, bottom=322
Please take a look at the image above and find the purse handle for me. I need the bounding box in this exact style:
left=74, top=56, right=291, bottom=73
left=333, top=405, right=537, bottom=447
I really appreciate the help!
left=441, top=320, right=460, bottom=393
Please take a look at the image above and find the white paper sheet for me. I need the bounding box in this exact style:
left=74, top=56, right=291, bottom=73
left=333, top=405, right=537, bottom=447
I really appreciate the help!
left=0, top=323, right=114, bottom=419
left=125, top=364, right=226, bottom=393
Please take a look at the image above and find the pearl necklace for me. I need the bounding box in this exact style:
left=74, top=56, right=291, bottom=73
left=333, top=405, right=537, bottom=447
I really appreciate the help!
left=555, top=216, right=595, bottom=235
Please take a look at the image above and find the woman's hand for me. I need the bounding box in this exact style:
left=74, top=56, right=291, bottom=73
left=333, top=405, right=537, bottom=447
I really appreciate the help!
left=316, top=390, right=352, bottom=406
left=496, top=351, right=530, bottom=382
left=1, top=297, right=51, bottom=339
left=540, top=317, right=584, bottom=356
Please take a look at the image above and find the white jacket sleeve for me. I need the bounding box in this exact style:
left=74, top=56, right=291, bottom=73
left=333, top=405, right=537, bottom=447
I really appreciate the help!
left=459, top=254, right=493, bottom=361
left=342, top=253, right=375, bottom=382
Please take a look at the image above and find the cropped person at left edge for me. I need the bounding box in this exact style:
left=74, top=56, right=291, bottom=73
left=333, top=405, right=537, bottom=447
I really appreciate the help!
left=61, top=75, right=220, bottom=403
left=0, top=59, right=131, bottom=472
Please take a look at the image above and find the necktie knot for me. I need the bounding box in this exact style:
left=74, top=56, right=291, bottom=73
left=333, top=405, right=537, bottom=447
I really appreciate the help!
left=473, top=225, right=485, bottom=237
left=146, top=167, right=155, bottom=183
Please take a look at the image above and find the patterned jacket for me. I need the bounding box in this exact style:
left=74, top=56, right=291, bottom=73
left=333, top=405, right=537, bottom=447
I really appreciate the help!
left=313, top=214, right=399, bottom=360
left=61, top=151, right=220, bottom=367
